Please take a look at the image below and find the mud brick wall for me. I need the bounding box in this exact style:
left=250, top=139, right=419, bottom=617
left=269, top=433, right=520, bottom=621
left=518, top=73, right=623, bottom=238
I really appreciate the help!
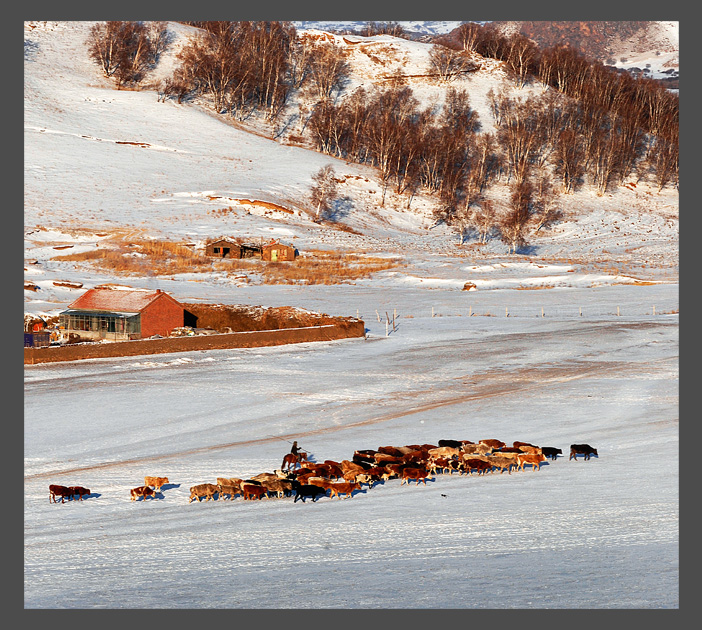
left=24, top=320, right=365, bottom=365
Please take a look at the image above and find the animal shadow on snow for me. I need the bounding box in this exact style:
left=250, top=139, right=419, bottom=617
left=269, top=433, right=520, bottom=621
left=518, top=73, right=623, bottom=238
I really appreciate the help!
left=135, top=491, right=164, bottom=501
left=159, top=483, right=180, bottom=491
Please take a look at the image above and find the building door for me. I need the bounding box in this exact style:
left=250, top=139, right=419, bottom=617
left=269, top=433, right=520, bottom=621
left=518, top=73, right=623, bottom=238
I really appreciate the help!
left=271, top=249, right=278, bottom=262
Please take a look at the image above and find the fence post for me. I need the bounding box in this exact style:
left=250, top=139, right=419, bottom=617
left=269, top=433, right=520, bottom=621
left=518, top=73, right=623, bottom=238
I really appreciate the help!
left=469, top=306, right=472, bottom=317
left=432, top=306, right=435, bottom=318
left=653, top=305, right=656, bottom=316
left=506, top=307, right=509, bottom=317
left=579, top=306, right=582, bottom=317
left=541, top=307, right=544, bottom=318
left=617, top=306, right=620, bottom=317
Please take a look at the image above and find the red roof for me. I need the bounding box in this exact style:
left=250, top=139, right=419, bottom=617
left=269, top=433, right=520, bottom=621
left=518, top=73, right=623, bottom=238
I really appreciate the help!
left=67, top=287, right=180, bottom=314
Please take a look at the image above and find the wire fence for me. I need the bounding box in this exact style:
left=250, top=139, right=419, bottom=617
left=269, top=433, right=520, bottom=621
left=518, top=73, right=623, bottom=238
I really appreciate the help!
left=361, top=303, right=679, bottom=335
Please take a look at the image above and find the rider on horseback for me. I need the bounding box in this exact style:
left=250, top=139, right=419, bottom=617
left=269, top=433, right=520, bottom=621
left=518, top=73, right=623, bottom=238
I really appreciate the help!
left=290, top=441, right=301, bottom=456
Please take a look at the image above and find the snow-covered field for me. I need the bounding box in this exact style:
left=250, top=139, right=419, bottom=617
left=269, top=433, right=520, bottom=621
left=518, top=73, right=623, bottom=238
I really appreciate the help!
left=24, top=21, right=679, bottom=609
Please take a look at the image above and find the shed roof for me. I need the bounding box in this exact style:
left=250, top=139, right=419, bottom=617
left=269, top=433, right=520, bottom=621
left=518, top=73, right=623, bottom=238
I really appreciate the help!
left=262, top=241, right=295, bottom=249
left=208, top=239, right=240, bottom=246
left=66, top=287, right=181, bottom=314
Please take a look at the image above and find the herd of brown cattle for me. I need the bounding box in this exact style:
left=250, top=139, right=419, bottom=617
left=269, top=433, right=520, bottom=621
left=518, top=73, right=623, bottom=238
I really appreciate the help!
left=186, top=439, right=597, bottom=504
left=49, top=441, right=598, bottom=505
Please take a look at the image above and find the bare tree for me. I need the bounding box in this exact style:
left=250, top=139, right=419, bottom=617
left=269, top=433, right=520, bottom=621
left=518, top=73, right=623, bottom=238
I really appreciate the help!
left=428, top=45, right=478, bottom=83
left=87, top=21, right=169, bottom=88
left=307, top=41, right=349, bottom=101
left=310, top=165, right=339, bottom=220
left=531, top=176, right=563, bottom=232
left=453, top=22, right=483, bottom=53
left=87, top=21, right=124, bottom=79
left=501, top=179, right=536, bottom=253
left=361, top=22, right=406, bottom=38
left=553, top=128, right=585, bottom=193
left=472, top=199, right=498, bottom=244
left=503, top=33, right=539, bottom=89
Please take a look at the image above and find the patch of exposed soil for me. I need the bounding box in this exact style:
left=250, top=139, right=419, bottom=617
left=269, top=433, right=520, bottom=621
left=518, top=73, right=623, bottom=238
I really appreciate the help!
left=182, top=303, right=353, bottom=332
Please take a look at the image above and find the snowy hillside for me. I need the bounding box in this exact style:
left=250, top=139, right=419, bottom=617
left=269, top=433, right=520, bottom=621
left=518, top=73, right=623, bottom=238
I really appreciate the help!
left=24, top=21, right=678, bottom=609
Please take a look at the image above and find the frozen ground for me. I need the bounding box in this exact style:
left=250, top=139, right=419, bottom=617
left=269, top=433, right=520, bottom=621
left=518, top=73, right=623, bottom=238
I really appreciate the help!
left=23, top=22, right=679, bottom=609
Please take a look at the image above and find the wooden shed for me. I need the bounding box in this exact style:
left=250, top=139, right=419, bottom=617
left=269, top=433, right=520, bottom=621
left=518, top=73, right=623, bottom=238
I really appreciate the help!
left=261, top=241, right=298, bottom=262
left=205, top=238, right=262, bottom=259
left=205, top=239, right=241, bottom=259
left=58, top=286, right=185, bottom=341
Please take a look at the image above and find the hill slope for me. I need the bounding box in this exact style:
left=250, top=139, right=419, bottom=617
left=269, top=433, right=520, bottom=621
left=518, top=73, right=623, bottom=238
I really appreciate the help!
left=24, top=21, right=678, bottom=319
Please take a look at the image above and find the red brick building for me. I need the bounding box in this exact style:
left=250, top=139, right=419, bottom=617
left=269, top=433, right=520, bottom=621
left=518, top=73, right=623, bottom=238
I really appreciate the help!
left=59, top=286, right=185, bottom=341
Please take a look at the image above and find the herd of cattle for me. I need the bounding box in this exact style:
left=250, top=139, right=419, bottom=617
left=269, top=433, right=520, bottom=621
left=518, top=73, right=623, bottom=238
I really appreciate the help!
left=48, top=441, right=598, bottom=505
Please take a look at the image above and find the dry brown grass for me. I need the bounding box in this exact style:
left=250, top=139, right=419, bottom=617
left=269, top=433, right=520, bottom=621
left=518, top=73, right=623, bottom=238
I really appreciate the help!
left=261, top=250, right=402, bottom=285
left=53, top=239, right=232, bottom=276
left=53, top=241, right=402, bottom=285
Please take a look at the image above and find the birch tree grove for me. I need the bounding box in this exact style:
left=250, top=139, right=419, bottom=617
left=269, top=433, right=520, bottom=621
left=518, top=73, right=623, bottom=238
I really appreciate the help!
left=146, top=19, right=677, bottom=244
left=87, top=21, right=169, bottom=87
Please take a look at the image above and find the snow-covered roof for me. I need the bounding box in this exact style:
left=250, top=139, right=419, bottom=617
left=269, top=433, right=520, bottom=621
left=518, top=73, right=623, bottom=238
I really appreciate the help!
left=66, top=287, right=179, bottom=313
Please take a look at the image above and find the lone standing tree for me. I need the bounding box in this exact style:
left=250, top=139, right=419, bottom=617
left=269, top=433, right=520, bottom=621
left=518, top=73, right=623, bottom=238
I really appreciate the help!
left=310, top=165, right=338, bottom=221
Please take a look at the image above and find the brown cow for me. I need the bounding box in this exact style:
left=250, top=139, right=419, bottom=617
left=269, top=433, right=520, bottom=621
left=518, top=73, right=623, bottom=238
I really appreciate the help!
left=427, top=446, right=462, bottom=459
left=479, top=439, right=506, bottom=449
left=130, top=485, right=155, bottom=501
left=216, top=484, right=240, bottom=500
left=462, top=458, right=492, bottom=476
left=517, top=445, right=543, bottom=455
left=242, top=484, right=267, bottom=500
left=69, top=486, right=91, bottom=500
left=429, top=457, right=457, bottom=475
left=144, top=476, right=169, bottom=492
left=216, top=477, right=243, bottom=491
left=327, top=482, right=362, bottom=499
left=461, top=443, right=493, bottom=455
left=486, top=455, right=516, bottom=474
left=262, top=478, right=295, bottom=498
left=377, top=445, right=404, bottom=457
left=400, top=467, right=432, bottom=485
left=374, top=452, right=405, bottom=465
left=340, top=459, right=366, bottom=475
left=251, top=472, right=279, bottom=483
left=516, top=453, right=547, bottom=471
left=49, top=484, right=72, bottom=504
left=304, top=476, right=331, bottom=489
left=189, top=483, right=218, bottom=502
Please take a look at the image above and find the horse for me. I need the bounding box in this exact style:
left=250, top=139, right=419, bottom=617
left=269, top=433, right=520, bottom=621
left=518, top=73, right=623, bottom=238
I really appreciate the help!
left=281, top=451, right=308, bottom=470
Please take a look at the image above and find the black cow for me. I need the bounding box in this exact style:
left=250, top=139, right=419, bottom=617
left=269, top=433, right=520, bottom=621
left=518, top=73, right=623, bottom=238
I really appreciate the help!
left=438, top=439, right=464, bottom=448
left=293, top=484, right=327, bottom=503
left=570, top=444, right=598, bottom=460
left=542, top=447, right=563, bottom=460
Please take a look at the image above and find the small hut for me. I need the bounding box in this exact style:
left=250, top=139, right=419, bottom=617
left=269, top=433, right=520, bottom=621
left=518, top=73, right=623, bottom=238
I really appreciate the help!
left=261, top=240, right=298, bottom=262
left=205, top=238, right=262, bottom=259
left=205, top=238, right=241, bottom=259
